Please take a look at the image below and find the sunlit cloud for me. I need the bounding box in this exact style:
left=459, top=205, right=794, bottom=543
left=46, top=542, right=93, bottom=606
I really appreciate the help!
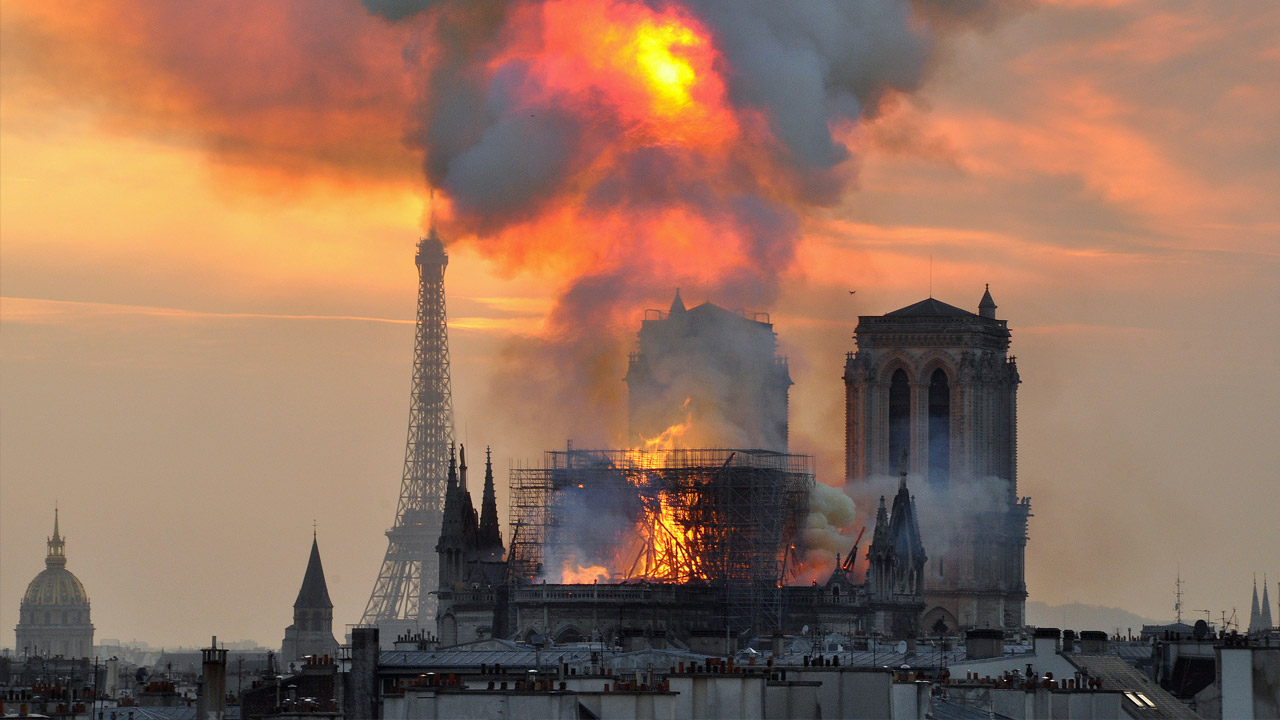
left=0, top=297, right=414, bottom=327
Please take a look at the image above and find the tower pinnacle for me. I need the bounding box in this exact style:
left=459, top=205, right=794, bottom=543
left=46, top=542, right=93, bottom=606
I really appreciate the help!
left=979, top=284, right=997, bottom=319
left=46, top=508, right=67, bottom=568
left=478, top=446, right=503, bottom=551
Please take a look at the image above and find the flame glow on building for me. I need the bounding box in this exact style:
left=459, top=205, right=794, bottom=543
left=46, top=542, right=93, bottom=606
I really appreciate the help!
left=508, top=446, right=812, bottom=631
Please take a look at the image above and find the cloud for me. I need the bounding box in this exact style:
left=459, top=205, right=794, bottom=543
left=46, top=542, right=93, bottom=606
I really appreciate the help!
left=1, top=1, right=418, bottom=189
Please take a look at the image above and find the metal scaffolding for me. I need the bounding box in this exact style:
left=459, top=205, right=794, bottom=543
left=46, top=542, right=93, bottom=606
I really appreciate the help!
left=508, top=448, right=812, bottom=634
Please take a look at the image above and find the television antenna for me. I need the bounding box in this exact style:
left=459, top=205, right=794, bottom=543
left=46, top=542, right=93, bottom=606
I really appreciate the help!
left=1174, top=572, right=1184, bottom=624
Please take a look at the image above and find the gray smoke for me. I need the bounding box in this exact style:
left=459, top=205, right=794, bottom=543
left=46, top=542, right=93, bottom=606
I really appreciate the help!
left=366, top=0, right=1014, bottom=451
left=851, top=472, right=1014, bottom=568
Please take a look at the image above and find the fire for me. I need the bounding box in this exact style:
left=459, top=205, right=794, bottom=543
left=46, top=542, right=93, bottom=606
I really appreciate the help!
left=529, top=0, right=739, bottom=145
left=640, top=416, right=691, bottom=452
left=553, top=400, right=708, bottom=585
left=629, top=19, right=700, bottom=114
left=560, top=556, right=611, bottom=584
left=449, top=0, right=779, bottom=314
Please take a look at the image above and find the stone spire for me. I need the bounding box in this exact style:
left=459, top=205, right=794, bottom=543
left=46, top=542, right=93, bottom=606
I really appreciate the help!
left=46, top=508, right=66, bottom=569
left=294, top=534, right=334, bottom=610
left=1263, top=575, right=1274, bottom=630
left=887, top=473, right=927, bottom=580
left=978, top=283, right=997, bottom=319
left=478, top=447, right=503, bottom=552
left=458, top=445, right=468, bottom=493
left=669, top=288, right=686, bottom=315
left=282, top=534, right=338, bottom=662
left=1250, top=576, right=1263, bottom=634
left=438, top=444, right=461, bottom=547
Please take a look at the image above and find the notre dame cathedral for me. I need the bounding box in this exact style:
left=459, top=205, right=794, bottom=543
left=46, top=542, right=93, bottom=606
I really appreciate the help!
left=843, top=287, right=1030, bottom=631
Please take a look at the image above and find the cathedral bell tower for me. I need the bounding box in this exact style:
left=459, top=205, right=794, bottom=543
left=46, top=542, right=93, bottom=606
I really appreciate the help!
left=844, top=288, right=1030, bottom=631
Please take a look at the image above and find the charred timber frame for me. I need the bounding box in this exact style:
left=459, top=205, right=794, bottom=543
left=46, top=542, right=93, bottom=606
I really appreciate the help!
left=508, top=448, right=812, bottom=635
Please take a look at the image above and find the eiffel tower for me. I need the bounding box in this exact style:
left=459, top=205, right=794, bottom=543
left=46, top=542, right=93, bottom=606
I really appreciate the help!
left=360, top=225, right=454, bottom=637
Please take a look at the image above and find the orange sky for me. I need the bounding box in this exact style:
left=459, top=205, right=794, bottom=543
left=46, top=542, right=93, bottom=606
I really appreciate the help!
left=2, top=0, right=1277, bottom=647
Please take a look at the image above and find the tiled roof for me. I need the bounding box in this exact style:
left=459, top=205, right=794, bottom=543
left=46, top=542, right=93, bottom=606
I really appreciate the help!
left=1066, top=654, right=1197, bottom=719
left=883, top=298, right=976, bottom=318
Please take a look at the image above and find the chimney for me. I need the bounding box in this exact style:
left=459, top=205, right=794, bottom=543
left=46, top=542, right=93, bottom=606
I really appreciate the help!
left=965, top=629, right=1003, bottom=660
left=1062, top=630, right=1076, bottom=653
left=345, top=627, right=380, bottom=720
left=196, top=636, right=228, bottom=720
left=1078, top=631, right=1107, bottom=654
left=1033, top=628, right=1061, bottom=657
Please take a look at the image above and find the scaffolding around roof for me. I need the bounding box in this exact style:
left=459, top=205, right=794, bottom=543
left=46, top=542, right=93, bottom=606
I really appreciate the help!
left=508, top=448, right=813, bottom=634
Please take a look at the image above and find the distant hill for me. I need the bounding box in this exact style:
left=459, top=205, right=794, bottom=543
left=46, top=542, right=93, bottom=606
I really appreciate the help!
left=1026, top=601, right=1164, bottom=635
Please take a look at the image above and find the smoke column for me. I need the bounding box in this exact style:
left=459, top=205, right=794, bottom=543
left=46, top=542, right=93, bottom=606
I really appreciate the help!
left=365, top=0, right=1004, bottom=446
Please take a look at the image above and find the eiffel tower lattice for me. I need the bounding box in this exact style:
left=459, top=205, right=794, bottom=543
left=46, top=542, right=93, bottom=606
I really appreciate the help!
left=361, top=227, right=455, bottom=632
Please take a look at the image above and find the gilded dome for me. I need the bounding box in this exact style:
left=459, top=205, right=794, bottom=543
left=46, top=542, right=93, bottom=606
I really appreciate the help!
left=23, top=567, right=90, bottom=607
left=21, top=510, right=91, bottom=608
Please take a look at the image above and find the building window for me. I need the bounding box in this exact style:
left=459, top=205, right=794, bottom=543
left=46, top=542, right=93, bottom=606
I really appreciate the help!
left=889, top=369, right=910, bottom=470
left=928, top=368, right=950, bottom=486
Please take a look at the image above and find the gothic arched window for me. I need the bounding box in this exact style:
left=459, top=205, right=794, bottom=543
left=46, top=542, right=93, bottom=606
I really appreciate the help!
left=889, top=369, right=910, bottom=470
left=928, top=368, right=950, bottom=486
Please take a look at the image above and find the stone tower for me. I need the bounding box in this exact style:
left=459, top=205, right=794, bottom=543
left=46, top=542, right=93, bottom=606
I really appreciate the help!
left=625, top=290, right=792, bottom=451
left=436, top=444, right=506, bottom=645
left=844, top=288, right=1030, bottom=631
left=281, top=533, right=339, bottom=663
left=15, top=510, right=94, bottom=657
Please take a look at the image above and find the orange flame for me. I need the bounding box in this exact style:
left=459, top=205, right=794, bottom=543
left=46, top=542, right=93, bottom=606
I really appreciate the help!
left=560, top=556, right=611, bottom=584
left=527, top=0, right=740, bottom=148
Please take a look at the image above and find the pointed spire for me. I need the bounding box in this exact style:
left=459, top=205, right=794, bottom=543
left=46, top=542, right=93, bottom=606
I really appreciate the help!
left=1251, top=576, right=1263, bottom=633
left=46, top=508, right=66, bottom=568
left=294, top=534, right=334, bottom=609
left=478, top=446, right=503, bottom=551
left=979, top=283, right=997, bottom=319
left=447, top=442, right=458, bottom=492
left=669, top=288, right=686, bottom=315
left=1263, top=575, right=1274, bottom=630
left=459, top=444, right=468, bottom=492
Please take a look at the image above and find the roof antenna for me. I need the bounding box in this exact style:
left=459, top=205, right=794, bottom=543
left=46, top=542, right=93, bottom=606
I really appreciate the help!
left=929, top=254, right=933, bottom=298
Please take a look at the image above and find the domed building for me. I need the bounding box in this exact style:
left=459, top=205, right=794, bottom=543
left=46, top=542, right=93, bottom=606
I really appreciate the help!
left=15, top=510, right=94, bottom=657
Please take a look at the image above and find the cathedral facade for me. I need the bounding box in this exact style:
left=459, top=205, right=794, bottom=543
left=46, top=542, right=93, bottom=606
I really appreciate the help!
left=15, top=511, right=94, bottom=658
left=843, top=288, right=1030, bottom=631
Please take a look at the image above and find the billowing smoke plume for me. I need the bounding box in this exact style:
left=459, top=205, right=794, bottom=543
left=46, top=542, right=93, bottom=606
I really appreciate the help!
left=799, top=482, right=860, bottom=580
left=364, top=0, right=1005, bottom=446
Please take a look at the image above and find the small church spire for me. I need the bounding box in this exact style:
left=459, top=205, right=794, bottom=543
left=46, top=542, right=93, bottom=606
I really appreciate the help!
left=478, top=447, right=503, bottom=552
left=447, top=442, right=458, bottom=492
left=294, top=533, right=334, bottom=610
left=979, top=284, right=997, bottom=319
left=669, top=288, right=686, bottom=314
left=1263, top=575, right=1274, bottom=630
left=459, top=444, right=468, bottom=492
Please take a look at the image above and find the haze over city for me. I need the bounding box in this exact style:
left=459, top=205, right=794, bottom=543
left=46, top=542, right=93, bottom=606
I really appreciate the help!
left=2, top=0, right=1277, bottom=652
